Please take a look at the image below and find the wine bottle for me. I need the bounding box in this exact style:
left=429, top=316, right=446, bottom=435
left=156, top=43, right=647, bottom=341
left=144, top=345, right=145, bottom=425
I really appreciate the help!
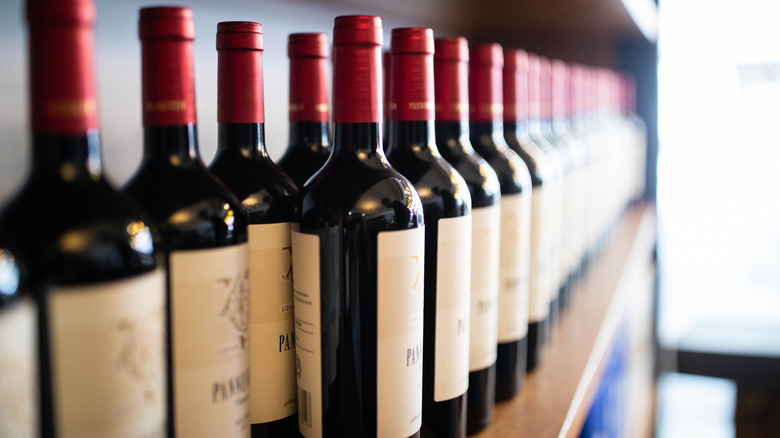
left=468, top=44, right=532, bottom=407
left=0, top=236, right=37, bottom=438
left=433, top=36, right=501, bottom=436
left=550, top=59, right=588, bottom=304
left=292, top=15, right=425, bottom=438
left=501, top=48, right=554, bottom=372
left=207, top=22, right=300, bottom=438
left=0, top=1, right=166, bottom=436
left=277, top=33, right=331, bottom=188
left=123, top=7, right=249, bottom=438
left=539, top=58, right=576, bottom=313
left=386, top=28, right=471, bottom=438
left=526, top=54, right=565, bottom=330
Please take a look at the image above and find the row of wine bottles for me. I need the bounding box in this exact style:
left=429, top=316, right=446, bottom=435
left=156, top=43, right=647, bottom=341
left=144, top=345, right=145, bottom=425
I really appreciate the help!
left=0, top=1, right=646, bottom=438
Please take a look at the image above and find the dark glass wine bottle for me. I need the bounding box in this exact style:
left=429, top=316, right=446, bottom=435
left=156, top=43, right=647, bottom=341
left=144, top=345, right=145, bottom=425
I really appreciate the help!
left=433, top=36, right=501, bottom=437
left=526, top=54, right=565, bottom=331
left=277, top=33, right=331, bottom=188
left=207, top=22, right=300, bottom=438
left=502, top=48, right=554, bottom=372
left=0, top=1, right=166, bottom=436
left=292, top=16, right=425, bottom=438
left=386, top=28, right=471, bottom=438
left=468, top=43, right=532, bottom=409
left=0, top=235, right=37, bottom=438
left=123, top=8, right=249, bottom=438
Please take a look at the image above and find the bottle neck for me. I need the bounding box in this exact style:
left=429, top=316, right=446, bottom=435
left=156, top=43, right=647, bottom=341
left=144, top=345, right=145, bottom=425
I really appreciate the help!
left=388, top=119, right=438, bottom=155
left=31, top=131, right=103, bottom=181
left=435, top=120, right=474, bottom=155
left=331, top=122, right=384, bottom=157
left=216, top=123, right=268, bottom=159
left=142, top=124, right=200, bottom=165
left=288, top=121, right=329, bottom=150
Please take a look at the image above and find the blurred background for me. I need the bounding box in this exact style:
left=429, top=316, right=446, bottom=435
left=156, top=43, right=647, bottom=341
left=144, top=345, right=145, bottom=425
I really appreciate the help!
left=1, top=0, right=779, bottom=436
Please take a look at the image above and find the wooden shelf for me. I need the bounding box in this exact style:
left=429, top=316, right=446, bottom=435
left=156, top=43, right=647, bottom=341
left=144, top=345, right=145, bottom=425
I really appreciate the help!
left=473, top=203, right=657, bottom=438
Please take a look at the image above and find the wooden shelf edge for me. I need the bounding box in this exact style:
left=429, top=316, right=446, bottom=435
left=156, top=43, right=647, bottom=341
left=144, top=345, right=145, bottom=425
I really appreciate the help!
left=473, top=203, right=657, bottom=438
left=561, top=203, right=657, bottom=438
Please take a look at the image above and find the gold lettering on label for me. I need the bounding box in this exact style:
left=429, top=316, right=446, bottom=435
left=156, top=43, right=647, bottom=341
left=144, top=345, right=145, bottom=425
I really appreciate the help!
left=480, top=103, right=503, bottom=114
left=455, top=103, right=469, bottom=112
left=389, top=102, right=398, bottom=110
left=289, top=104, right=304, bottom=112
left=408, top=102, right=433, bottom=110
left=314, top=103, right=329, bottom=112
left=45, top=98, right=97, bottom=118
left=144, top=100, right=187, bottom=112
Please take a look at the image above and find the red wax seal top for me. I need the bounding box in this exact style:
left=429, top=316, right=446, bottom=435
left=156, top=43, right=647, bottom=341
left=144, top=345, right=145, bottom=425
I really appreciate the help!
left=434, top=37, right=469, bottom=122
left=503, top=48, right=529, bottom=122
left=289, top=33, right=329, bottom=122
left=390, top=28, right=434, bottom=122
left=27, top=0, right=98, bottom=135
left=217, top=21, right=264, bottom=124
left=332, top=15, right=382, bottom=123
left=469, top=43, right=504, bottom=123
left=551, top=59, right=568, bottom=119
left=527, top=53, right=541, bottom=119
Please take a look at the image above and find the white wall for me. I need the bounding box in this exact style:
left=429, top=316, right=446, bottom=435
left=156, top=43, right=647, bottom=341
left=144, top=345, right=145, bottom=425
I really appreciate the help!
left=0, top=0, right=454, bottom=203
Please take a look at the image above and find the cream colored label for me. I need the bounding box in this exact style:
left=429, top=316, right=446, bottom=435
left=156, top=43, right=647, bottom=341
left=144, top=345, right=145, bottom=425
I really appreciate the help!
left=170, top=245, right=250, bottom=438
left=50, top=270, right=166, bottom=438
left=529, top=186, right=554, bottom=322
left=469, top=205, right=500, bottom=371
left=291, top=231, right=323, bottom=438
left=550, top=177, right=564, bottom=298
left=434, top=215, right=471, bottom=402
left=0, top=298, right=37, bottom=438
left=497, top=194, right=531, bottom=342
left=248, top=223, right=297, bottom=424
left=377, top=227, right=425, bottom=438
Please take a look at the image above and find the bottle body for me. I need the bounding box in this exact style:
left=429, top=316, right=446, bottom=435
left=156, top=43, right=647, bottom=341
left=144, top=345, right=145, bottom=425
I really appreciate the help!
left=292, top=16, right=424, bottom=438
left=125, top=8, right=249, bottom=437
left=1, top=2, right=167, bottom=436
left=386, top=29, right=471, bottom=438
left=208, top=22, right=301, bottom=437
left=469, top=44, right=533, bottom=412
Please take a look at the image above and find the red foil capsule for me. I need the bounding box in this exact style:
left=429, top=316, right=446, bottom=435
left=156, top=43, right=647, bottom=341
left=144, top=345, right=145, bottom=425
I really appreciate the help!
left=332, top=15, right=383, bottom=124
left=433, top=37, right=469, bottom=122
left=383, top=50, right=391, bottom=123
left=390, top=28, right=434, bottom=122
left=503, top=48, right=529, bottom=123
left=469, top=43, right=504, bottom=123
left=288, top=33, right=329, bottom=123
left=27, top=0, right=98, bottom=135
left=527, top=53, right=541, bottom=120
left=538, top=57, right=552, bottom=120
left=551, top=59, right=568, bottom=120
left=139, top=6, right=197, bottom=127
left=217, top=21, right=264, bottom=124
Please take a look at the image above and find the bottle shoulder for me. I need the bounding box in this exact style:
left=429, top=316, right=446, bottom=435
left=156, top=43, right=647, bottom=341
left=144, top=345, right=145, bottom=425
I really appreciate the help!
left=298, top=155, right=424, bottom=231
left=0, top=177, right=158, bottom=285
left=388, top=147, right=471, bottom=218
left=124, top=161, right=248, bottom=251
left=209, top=152, right=298, bottom=224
